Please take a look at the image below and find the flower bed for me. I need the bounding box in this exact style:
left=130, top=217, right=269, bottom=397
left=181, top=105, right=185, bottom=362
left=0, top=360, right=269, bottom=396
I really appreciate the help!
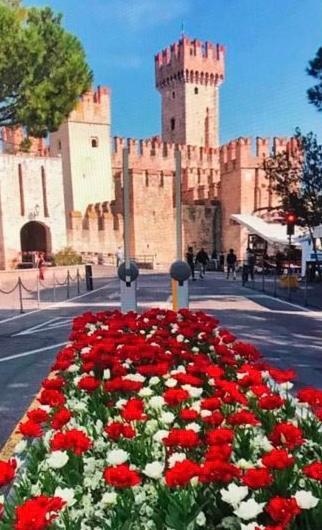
left=1, top=308, right=322, bottom=530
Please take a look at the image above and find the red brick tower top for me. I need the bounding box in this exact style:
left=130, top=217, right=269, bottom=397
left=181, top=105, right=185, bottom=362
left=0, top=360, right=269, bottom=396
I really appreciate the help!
left=155, top=37, right=225, bottom=147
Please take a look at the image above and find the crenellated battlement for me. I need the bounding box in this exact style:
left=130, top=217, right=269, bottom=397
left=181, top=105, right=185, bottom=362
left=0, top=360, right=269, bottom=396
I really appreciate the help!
left=112, top=136, right=220, bottom=172
left=1, top=126, right=49, bottom=156
left=69, top=85, right=111, bottom=125
left=155, top=36, right=225, bottom=89
left=219, top=136, right=297, bottom=171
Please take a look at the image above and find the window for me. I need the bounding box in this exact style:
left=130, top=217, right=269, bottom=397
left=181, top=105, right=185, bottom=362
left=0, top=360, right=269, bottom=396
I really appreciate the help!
left=172, top=91, right=175, bottom=99
left=145, top=172, right=149, bottom=187
left=160, top=173, right=164, bottom=187
left=194, top=87, right=199, bottom=94
left=170, top=118, right=175, bottom=131
left=18, top=164, right=24, bottom=216
left=41, top=166, right=49, bottom=217
left=91, top=137, right=99, bottom=148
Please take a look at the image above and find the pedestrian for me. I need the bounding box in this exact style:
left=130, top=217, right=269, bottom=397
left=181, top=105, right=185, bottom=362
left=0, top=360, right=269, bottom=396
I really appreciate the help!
left=186, top=246, right=196, bottom=281
left=196, top=247, right=209, bottom=278
left=219, top=252, right=225, bottom=271
left=115, top=246, right=124, bottom=268
left=247, top=247, right=256, bottom=280
left=226, top=248, right=237, bottom=280
left=38, top=252, right=45, bottom=281
left=211, top=249, right=218, bottom=270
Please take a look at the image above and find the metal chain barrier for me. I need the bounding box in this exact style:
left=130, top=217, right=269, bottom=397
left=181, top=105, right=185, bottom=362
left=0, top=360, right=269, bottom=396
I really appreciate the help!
left=0, top=280, right=20, bottom=295
left=0, top=267, right=86, bottom=313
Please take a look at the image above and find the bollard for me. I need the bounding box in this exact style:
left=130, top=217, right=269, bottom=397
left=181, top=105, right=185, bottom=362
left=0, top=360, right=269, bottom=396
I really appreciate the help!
left=85, top=265, right=93, bottom=291
left=169, top=260, right=191, bottom=311
left=76, top=269, right=80, bottom=295
left=18, top=277, right=24, bottom=314
left=118, top=262, right=139, bottom=313
left=53, top=271, right=56, bottom=302
left=67, top=270, right=70, bottom=299
left=36, top=275, right=40, bottom=308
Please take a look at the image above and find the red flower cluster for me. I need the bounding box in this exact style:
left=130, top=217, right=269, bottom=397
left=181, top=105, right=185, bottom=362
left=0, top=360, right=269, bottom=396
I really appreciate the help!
left=265, top=496, right=301, bottom=526
left=78, top=375, right=100, bottom=393
left=262, top=449, right=295, bottom=470
left=50, top=429, right=92, bottom=455
left=0, top=458, right=16, bottom=487
left=15, top=495, right=65, bottom=530
left=104, top=421, right=136, bottom=440
left=242, top=467, right=273, bottom=489
left=269, top=423, right=304, bottom=450
left=303, top=461, right=322, bottom=481
left=165, top=460, right=200, bottom=487
left=164, top=429, right=200, bottom=448
left=121, top=398, right=147, bottom=421
left=103, top=464, right=141, bottom=488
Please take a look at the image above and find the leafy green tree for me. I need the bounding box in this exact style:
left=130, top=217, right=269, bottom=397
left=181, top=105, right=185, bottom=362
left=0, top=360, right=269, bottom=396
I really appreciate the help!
left=307, top=47, right=322, bottom=111
left=0, top=4, right=92, bottom=137
left=263, top=128, right=322, bottom=274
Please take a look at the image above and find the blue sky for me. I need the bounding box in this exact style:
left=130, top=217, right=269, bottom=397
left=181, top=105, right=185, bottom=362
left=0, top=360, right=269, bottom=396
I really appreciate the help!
left=26, top=0, right=322, bottom=144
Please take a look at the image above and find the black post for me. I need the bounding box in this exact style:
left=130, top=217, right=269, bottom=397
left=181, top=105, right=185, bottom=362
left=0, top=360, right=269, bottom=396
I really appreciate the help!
left=76, top=268, right=80, bottom=295
left=18, top=277, right=24, bottom=314
left=66, top=271, right=70, bottom=299
left=85, top=265, right=93, bottom=291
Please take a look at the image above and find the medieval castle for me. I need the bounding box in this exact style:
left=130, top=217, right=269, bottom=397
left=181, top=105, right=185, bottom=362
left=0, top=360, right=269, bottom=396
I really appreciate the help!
left=0, top=36, right=294, bottom=270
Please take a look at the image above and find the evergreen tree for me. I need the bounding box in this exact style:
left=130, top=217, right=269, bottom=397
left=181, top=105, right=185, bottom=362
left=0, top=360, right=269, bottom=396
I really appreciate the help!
left=307, top=47, right=322, bottom=111
left=0, top=4, right=92, bottom=137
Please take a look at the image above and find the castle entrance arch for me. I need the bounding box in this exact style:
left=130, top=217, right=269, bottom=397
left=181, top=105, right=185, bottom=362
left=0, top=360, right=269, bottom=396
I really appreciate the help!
left=20, top=221, right=52, bottom=262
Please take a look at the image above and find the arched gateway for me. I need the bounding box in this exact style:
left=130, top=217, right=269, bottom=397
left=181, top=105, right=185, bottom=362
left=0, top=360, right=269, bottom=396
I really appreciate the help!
left=20, top=221, right=52, bottom=261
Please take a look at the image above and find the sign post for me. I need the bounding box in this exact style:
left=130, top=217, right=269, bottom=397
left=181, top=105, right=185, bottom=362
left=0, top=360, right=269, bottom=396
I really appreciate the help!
left=119, top=147, right=138, bottom=312
left=170, top=149, right=190, bottom=310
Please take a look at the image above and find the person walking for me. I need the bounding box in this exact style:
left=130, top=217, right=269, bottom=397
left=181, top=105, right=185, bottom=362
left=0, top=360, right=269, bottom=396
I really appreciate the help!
left=196, top=248, right=209, bottom=279
left=38, top=252, right=46, bottom=281
left=211, top=249, right=218, bottom=270
left=219, top=252, right=225, bottom=271
left=247, top=247, right=256, bottom=281
left=115, top=246, right=124, bottom=268
left=186, top=246, right=196, bottom=281
left=226, top=248, right=237, bottom=280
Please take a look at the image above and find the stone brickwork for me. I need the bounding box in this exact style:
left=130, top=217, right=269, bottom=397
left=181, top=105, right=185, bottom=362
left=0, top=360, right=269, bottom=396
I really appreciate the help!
left=49, top=86, right=114, bottom=221
left=0, top=154, right=66, bottom=269
left=155, top=37, right=225, bottom=147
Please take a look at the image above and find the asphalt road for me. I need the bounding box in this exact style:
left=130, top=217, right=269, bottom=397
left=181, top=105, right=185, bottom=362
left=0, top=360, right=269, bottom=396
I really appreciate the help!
left=1, top=271, right=322, bottom=449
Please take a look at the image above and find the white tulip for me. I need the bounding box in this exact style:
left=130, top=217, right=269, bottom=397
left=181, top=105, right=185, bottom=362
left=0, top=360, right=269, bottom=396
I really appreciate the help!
left=168, top=452, right=186, bottom=468
left=161, top=412, right=175, bottom=424
left=149, top=396, right=165, bottom=409
left=295, top=490, right=319, bottom=509
left=196, top=511, right=206, bottom=526
left=106, top=449, right=129, bottom=466
left=54, top=487, right=76, bottom=506
left=47, top=451, right=69, bottom=469
left=234, top=499, right=265, bottom=521
left=143, top=462, right=164, bottom=479
left=101, top=492, right=117, bottom=506
left=220, top=483, right=249, bottom=508
left=153, top=430, right=169, bottom=443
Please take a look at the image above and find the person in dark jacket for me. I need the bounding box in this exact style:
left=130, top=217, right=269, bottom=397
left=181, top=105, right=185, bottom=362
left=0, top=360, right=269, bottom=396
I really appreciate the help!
left=226, top=249, right=237, bottom=280
left=196, top=248, right=209, bottom=278
left=186, top=246, right=196, bottom=281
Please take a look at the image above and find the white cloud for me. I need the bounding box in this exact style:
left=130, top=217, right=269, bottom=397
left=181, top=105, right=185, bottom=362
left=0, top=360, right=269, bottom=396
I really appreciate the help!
left=102, top=0, right=191, bottom=30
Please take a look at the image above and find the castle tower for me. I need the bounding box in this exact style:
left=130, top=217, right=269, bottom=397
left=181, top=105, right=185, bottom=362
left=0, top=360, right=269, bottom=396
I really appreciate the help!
left=49, top=86, right=113, bottom=222
left=155, top=37, right=225, bottom=147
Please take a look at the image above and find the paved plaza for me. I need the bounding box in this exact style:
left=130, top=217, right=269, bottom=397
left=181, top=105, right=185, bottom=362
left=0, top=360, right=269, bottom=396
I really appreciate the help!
left=0, top=270, right=322, bottom=451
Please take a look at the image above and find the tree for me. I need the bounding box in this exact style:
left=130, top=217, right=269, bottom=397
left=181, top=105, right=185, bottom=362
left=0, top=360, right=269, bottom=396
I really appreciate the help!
left=263, top=128, right=322, bottom=274
left=0, top=4, right=92, bottom=137
left=307, top=47, right=322, bottom=111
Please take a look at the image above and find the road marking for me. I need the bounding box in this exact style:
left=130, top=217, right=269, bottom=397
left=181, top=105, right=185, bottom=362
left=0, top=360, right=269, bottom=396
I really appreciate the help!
left=0, top=342, right=68, bottom=363
left=13, top=317, right=74, bottom=336
left=0, top=279, right=116, bottom=325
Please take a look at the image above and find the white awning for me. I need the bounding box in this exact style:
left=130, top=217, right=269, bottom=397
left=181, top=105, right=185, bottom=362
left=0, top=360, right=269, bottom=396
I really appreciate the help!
left=231, top=214, right=302, bottom=247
